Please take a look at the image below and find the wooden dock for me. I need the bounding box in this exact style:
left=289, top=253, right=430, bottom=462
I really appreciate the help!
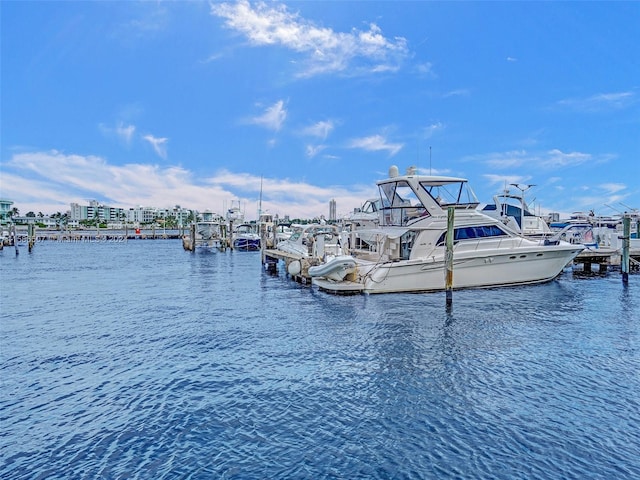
left=573, top=248, right=640, bottom=273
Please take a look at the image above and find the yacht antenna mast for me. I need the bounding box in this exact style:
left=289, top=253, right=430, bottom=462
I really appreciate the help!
left=429, top=146, right=432, bottom=175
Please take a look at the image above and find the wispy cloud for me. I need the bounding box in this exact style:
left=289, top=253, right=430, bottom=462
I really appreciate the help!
left=99, top=121, right=136, bottom=146
left=116, top=123, right=136, bottom=145
left=111, top=3, right=169, bottom=43
left=466, top=149, right=611, bottom=170
left=248, top=100, right=287, bottom=131
left=416, top=61, right=436, bottom=77
left=143, top=134, right=168, bottom=159
left=348, top=134, right=403, bottom=156
left=442, top=88, right=470, bottom=98
left=482, top=174, right=532, bottom=188
left=556, top=91, right=636, bottom=112
left=301, top=120, right=334, bottom=139
left=305, top=144, right=326, bottom=158
left=211, top=0, right=409, bottom=77
left=423, top=122, right=444, bottom=139
left=599, top=183, right=626, bottom=194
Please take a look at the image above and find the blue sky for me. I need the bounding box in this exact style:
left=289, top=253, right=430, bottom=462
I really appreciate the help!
left=2, top=0, right=639, bottom=220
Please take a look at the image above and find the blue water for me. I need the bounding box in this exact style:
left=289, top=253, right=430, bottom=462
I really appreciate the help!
left=1, top=240, right=639, bottom=479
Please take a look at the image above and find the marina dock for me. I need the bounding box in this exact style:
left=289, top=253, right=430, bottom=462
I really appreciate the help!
left=574, top=248, right=640, bottom=273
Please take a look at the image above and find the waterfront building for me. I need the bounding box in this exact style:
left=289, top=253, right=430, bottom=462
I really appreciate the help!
left=0, top=199, right=14, bottom=224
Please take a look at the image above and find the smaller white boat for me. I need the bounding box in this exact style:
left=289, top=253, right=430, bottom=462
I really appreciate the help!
left=549, top=223, right=599, bottom=249
left=196, top=210, right=224, bottom=241
left=276, top=224, right=343, bottom=259
left=184, top=210, right=226, bottom=251
left=346, top=198, right=381, bottom=228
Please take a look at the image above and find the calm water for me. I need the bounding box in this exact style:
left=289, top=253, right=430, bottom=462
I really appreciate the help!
left=1, top=240, right=639, bottom=479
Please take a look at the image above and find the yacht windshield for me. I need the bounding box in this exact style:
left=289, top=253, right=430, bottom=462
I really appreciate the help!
left=420, top=180, right=479, bottom=208
left=379, top=180, right=429, bottom=226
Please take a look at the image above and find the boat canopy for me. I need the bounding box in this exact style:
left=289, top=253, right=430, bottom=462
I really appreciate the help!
left=377, top=174, right=480, bottom=227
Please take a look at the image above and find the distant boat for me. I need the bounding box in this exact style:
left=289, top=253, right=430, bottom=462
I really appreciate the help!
left=310, top=165, right=583, bottom=294
left=276, top=223, right=343, bottom=259
left=196, top=211, right=224, bottom=241
left=184, top=210, right=226, bottom=251
left=232, top=223, right=260, bottom=251
left=226, top=201, right=244, bottom=225
left=346, top=198, right=381, bottom=228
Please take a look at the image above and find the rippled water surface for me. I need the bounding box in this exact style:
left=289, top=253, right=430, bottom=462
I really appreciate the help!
left=1, top=240, right=639, bottom=479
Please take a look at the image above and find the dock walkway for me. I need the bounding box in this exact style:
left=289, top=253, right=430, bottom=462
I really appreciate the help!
left=574, top=248, right=640, bottom=273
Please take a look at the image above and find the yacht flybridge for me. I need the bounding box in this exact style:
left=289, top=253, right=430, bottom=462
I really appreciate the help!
left=310, top=166, right=584, bottom=294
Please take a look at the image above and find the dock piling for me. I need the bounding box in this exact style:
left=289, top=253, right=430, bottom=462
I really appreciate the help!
left=622, top=216, right=630, bottom=284
left=445, top=206, right=455, bottom=308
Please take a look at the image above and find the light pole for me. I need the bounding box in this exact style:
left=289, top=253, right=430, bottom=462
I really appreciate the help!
left=510, top=183, right=535, bottom=235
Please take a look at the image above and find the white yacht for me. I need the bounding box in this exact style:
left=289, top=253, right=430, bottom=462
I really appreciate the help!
left=310, top=166, right=583, bottom=294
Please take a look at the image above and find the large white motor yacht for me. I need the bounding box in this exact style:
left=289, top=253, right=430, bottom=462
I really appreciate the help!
left=310, top=166, right=584, bottom=294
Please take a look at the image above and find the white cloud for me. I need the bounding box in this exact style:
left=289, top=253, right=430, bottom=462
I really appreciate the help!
left=542, top=149, right=591, bottom=168
left=116, top=122, right=136, bottom=145
left=482, top=174, right=531, bottom=188
left=348, top=134, right=403, bottom=156
left=301, top=120, right=334, bottom=139
left=443, top=89, right=470, bottom=98
left=416, top=61, right=436, bottom=77
left=599, top=183, right=626, bottom=194
left=1, top=150, right=375, bottom=220
left=143, top=134, right=168, bottom=159
left=248, top=100, right=287, bottom=131
left=99, top=121, right=136, bottom=146
left=467, top=150, right=529, bottom=168
left=305, top=144, right=326, bottom=158
left=423, top=122, right=444, bottom=139
left=211, top=0, right=409, bottom=77
left=466, top=149, right=611, bottom=170
left=556, top=91, right=636, bottom=112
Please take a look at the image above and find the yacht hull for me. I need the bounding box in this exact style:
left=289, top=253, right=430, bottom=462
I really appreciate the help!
left=315, top=245, right=582, bottom=294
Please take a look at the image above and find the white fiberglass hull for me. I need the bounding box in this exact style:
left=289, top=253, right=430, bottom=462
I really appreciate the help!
left=314, top=244, right=583, bottom=294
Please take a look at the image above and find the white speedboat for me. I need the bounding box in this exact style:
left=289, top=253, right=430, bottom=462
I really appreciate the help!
left=311, top=165, right=584, bottom=294
left=183, top=210, right=226, bottom=250
left=347, top=198, right=381, bottom=228
left=276, top=224, right=343, bottom=259
left=196, top=210, right=225, bottom=241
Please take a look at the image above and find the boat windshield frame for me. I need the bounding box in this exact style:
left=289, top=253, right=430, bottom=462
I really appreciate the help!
left=419, top=180, right=479, bottom=209
left=378, top=177, right=479, bottom=227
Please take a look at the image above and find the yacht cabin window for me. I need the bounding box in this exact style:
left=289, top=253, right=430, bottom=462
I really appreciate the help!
left=436, top=225, right=508, bottom=246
